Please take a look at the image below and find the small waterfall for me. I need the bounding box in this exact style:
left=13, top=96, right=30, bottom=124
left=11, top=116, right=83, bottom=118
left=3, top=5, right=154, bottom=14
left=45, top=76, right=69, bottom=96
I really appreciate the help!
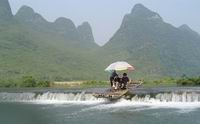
left=0, top=92, right=104, bottom=103
left=130, top=92, right=200, bottom=102
left=1, top=91, right=200, bottom=103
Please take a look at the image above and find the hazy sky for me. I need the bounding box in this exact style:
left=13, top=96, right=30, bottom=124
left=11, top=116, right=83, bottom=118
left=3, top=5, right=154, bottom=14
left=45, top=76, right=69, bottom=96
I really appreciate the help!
left=8, top=0, right=200, bottom=45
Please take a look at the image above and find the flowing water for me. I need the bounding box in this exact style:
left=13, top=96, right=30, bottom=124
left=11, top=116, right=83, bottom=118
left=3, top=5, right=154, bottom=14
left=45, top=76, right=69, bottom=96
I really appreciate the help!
left=1, top=87, right=200, bottom=124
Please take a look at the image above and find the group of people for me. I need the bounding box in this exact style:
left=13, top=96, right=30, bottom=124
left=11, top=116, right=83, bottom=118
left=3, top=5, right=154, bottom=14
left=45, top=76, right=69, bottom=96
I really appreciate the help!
left=109, top=70, right=130, bottom=90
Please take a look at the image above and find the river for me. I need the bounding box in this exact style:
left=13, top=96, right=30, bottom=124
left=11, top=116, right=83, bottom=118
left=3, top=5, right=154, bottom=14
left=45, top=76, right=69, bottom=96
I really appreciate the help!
left=1, top=87, right=200, bottom=124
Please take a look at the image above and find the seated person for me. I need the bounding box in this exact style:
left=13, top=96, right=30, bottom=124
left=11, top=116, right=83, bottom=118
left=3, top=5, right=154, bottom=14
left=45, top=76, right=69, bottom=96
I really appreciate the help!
left=113, top=75, right=121, bottom=90
left=110, top=70, right=118, bottom=87
left=121, top=73, right=129, bottom=89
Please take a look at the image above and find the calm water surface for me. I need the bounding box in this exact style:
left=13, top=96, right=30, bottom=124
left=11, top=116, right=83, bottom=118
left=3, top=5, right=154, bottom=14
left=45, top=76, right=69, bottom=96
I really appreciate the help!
left=1, top=102, right=200, bottom=124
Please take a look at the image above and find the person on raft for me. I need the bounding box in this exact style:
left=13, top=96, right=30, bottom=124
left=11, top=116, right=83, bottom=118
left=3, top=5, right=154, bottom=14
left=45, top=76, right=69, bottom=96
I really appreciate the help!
left=110, top=70, right=118, bottom=87
left=113, top=75, right=121, bottom=90
left=110, top=71, right=130, bottom=90
left=120, top=73, right=130, bottom=89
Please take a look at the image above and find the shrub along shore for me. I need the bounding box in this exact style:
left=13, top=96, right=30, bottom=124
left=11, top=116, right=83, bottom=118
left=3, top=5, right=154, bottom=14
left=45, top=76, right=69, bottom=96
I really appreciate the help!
left=0, top=75, right=200, bottom=88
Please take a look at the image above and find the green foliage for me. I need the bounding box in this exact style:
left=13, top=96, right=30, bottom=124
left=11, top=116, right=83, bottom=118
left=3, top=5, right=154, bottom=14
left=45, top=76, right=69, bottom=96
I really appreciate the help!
left=176, top=75, right=200, bottom=86
left=0, top=76, right=51, bottom=88
left=19, top=76, right=36, bottom=87
left=36, top=80, right=50, bottom=87
left=0, top=79, right=17, bottom=88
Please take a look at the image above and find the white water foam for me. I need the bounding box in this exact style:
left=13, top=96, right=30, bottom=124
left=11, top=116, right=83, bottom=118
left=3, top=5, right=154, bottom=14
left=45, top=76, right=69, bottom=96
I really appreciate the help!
left=102, top=98, right=200, bottom=109
left=0, top=92, right=106, bottom=105
left=96, top=92, right=200, bottom=110
left=1, top=91, right=200, bottom=109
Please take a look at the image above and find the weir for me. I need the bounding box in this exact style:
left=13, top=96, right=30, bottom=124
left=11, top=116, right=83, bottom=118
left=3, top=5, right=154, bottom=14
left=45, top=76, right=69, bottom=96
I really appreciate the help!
left=0, top=92, right=102, bottom=103
left=1, top=87, right=200, bottom=103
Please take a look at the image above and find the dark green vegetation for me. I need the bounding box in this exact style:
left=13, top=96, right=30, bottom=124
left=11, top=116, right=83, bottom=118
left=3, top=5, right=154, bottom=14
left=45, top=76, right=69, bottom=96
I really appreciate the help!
left=1, top=1, right=200, bottom=87
left=176, top=75, right=200, bottom=86
left=0, top=76, right=50, bottom=88
left=143, top=76, right=200, bottom=87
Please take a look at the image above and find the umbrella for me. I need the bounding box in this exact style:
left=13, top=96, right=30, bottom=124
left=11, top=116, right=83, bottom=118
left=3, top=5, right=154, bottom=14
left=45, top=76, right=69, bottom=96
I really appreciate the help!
left=105, top=61, right=135, bottom=72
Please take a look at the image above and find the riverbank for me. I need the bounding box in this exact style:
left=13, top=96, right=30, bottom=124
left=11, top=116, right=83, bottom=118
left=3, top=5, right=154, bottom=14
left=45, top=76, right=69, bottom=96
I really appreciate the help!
left=1, top=75, right=200, bottom=88
left=0, top=80, right=176, bottom=89
left=51, top=80, right=108, bottom=89
left=50, top=80, right=175, bottom=89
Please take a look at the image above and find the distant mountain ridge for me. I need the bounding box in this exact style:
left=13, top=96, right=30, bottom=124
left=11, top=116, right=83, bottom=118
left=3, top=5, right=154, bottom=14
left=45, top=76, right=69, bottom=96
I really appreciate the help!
left=15, top=6, right=47, bottom=24
left=0, top=0, right=13, bottom=22
left=103, top=4, right=200, bottom=78
left=77, top=22, right=97, bottom=48
left=0, top=0, right=200, bottom=81
left=179, top=24, right=200, bottom=39
left=0, top=1, right=101, bottom=82
left=14, top=5, right=98, bottom=47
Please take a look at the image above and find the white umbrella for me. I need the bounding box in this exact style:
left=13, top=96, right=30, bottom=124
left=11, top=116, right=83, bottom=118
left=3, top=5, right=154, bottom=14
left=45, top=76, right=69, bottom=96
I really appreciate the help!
left=105, top=61, right=135, bottom=72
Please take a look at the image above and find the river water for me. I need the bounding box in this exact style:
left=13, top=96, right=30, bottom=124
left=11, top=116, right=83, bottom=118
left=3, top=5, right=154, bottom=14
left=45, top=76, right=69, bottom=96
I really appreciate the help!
left=1, top=87, right=200, bottom=124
